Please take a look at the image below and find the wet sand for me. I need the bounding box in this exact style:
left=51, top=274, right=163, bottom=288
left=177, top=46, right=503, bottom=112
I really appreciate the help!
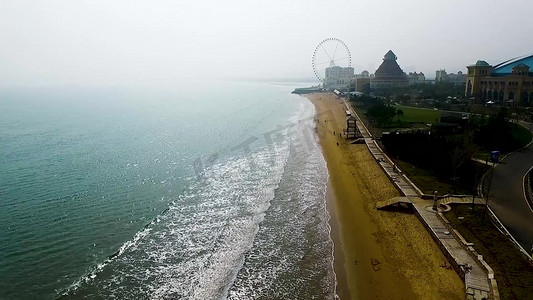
left=307, top=93, right=464, bottom=299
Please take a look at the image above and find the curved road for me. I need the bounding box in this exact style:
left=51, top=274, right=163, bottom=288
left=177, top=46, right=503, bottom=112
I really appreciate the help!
left=489, top=122, right=533, bottom=254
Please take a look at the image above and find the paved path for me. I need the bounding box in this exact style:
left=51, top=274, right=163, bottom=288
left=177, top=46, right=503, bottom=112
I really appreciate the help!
left=364, top=138, right=421, bottom=197
left=342, top=98, right=421, bottom=196
left=342, top=97, right=496, bottom=299
left=411, top=198, right=491, bottom=300
left=489, top=121, right=533, bottom=251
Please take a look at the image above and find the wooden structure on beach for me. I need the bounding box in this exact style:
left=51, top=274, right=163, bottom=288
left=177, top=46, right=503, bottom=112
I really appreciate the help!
left=344, top=115, right=360, bottom=139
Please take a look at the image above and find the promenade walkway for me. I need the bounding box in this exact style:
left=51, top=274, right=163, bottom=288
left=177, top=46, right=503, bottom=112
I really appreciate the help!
left=412, top=197, right=492, bottom=299
left=341, top=97, right=498, bottom=300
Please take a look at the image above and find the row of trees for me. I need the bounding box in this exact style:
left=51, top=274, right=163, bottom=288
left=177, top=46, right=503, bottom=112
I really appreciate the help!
left=366, top=103, right=403, bottom=126
left=350, top=95, right=403, bottom=126
left=381, top=107, right=531, bottom=192
left=370, top=81, right=466, bottom=102
left=472, top=108, right=531, bottom=154
left=382, top=131, right=478, bottom=192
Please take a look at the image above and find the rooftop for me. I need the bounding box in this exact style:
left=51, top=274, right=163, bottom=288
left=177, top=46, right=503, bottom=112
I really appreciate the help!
left=375, top=50, right=405, bottom=77
left=513, top=63, right=530, bottom=69
left=383, top=50, right=397, bottom=61
left=492, top=54, right=533, bottom=75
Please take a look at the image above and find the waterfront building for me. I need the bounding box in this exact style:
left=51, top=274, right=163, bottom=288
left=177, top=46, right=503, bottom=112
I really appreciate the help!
left=436, top=69, right=448, bottom=81
left=355, top=70, right=371, bottom=92
left=465, top=55, right=533, bottom=105
left=324, top=66, right=355, bottom=90
left=436, top=69, right=466, bottom=85
left=447, top=71, right=466, bottom=85
left=408, top=72, right=425, bottom=85
left=355, top=70, right=370, bottom=78
left=370, top=50, right=409, bottom=89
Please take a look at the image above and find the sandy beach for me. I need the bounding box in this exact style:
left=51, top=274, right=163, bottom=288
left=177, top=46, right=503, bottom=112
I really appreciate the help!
left=306, top=93, right=464, bottom=299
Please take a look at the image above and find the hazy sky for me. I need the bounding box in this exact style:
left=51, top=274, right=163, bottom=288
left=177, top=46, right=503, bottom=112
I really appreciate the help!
left=1, top=0, right=532, bottom=87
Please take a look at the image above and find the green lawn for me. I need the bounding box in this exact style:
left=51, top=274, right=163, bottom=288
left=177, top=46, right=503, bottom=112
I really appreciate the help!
left=444, top=205, right=533, bottom=300
left=395, top=160, right=455, bottom=194
left=395, top=105, right=441, bottom=124
left=510, top=123, right=532, bottom=151
left=395, top=159, right=488, bottom=195
left=352, top=107, right=385, bottom=137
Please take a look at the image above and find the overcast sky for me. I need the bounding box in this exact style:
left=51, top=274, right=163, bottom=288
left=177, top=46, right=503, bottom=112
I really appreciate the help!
left=1, top=0, right=532, bottom=87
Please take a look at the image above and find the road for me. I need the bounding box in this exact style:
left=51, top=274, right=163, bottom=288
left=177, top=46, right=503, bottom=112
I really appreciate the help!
left=489, top=122, right=533, bottom=253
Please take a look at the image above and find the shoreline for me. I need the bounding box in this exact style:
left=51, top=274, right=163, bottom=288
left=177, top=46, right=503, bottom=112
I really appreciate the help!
left=325, top=180, right=351, bottom=300
left=306, top=93, right=465, bottom=299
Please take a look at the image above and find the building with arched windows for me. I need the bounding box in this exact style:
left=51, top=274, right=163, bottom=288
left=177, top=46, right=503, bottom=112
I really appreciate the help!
left=324, top=66, right=355, bottom=90
left=465, top=54, right=533, bottom=106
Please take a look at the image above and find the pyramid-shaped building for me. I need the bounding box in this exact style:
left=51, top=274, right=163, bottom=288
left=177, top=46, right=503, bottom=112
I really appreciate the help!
left=370, top=50, right=408, bottom=88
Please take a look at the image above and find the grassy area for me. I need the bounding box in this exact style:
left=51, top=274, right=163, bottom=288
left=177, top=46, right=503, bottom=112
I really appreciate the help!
left=396, top=160, right=458, bottom=194
left=473, top=123, right=532, bottom=161
left=510, top=122, right=532, bottom=151
left=395, top=159, right=489, bottom=195
left=444, top=205, right=533, bottom=300
left=352, top=107, right=385, bottom=138
left=474, top=121, right=532, bottom=156
left=473, top=152, right=491, bottom=162
left=395, top=105, right=441, bottom=124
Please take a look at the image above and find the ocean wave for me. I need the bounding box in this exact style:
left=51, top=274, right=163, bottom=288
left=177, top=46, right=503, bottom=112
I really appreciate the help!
left=60, top=97, right=336, bottom=299
left=62, top=129, right=292, bottom=299
left=225, top=100, right=336, bottom=300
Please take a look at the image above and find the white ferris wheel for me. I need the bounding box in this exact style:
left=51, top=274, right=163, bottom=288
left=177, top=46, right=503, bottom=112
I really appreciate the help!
left=312, top=38, right=352, bottom=82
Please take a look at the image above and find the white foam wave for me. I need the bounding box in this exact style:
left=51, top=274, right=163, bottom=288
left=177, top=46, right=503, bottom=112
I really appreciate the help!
left=225, top=97, right=337, bottom=299
left=64, top=127, right=292, bottom=299
left=59, top=225, right=153, bottom=296
left=64, top=97, right=336, bottom=299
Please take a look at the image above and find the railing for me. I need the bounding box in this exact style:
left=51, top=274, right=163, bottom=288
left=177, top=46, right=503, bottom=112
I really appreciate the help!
left=524, top=171, right=533, bottom=215
left=478, top=168, right=533, bottom=262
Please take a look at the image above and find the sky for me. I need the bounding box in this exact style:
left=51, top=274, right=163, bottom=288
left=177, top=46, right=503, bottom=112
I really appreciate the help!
left=1, top=0, right=533, bottom=87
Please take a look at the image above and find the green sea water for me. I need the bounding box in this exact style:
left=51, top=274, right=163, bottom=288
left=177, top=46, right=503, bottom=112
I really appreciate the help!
left=0, top=81, right=336, bottom=299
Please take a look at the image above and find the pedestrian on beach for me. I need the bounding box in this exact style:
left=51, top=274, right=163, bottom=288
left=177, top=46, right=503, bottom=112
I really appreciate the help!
left=336, top=142, right=339, bottom=146
left=333, top=131, right=335, bottom=135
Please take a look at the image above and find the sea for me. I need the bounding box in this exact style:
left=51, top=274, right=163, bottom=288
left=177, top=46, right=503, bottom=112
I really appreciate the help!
left=0, top=81, right=336, bottom=299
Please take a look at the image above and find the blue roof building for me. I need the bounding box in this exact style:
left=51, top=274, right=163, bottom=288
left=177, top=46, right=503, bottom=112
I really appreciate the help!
left=465, top=55, right=533, bottom=105
left=492, top=54, right=533, bottom=76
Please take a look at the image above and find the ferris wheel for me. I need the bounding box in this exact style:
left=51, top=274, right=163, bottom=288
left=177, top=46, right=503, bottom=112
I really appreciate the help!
left=312, top=38, right=352, bottom=82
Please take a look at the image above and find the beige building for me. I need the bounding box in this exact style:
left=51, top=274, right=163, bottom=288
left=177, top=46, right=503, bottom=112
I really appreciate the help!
left=465, top=55, right=533, bottom=105
left=408, top=72, right=425, bottom=85
left=436, top=69, right=466, bottom=85
left=354, top=70, right=371, bottom=92
left=436, top=69, right=448, bottom=81
left=324, top=66, right=355, bottom=90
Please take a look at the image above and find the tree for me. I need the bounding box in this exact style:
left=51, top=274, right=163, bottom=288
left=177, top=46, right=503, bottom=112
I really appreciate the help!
left=366, top=103, right=397, bottom=126
left=396, top=109, right=404, bottom=122
left=450, top=133, right=477, bottom=193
